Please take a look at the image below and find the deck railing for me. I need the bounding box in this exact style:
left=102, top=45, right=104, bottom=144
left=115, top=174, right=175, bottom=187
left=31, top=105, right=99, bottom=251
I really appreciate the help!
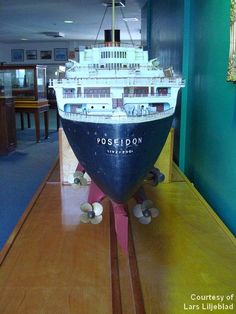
left=123, top=92, right=171, bottom=97
left=58, top=107, right=175, bottom=122
left=61, top=92, right=171, bottom=99
left=49, top=77, right=185, bottom=87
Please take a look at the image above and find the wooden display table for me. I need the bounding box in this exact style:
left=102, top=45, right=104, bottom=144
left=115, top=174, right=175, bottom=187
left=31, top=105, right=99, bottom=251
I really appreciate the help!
left=0, top=163, right=235, bottom=313
left=15, top=99, right=49, bottom=143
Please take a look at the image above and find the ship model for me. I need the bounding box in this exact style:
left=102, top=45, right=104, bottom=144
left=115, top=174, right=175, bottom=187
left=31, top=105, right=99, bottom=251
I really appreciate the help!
left=50, top=0, right=184, bottom=252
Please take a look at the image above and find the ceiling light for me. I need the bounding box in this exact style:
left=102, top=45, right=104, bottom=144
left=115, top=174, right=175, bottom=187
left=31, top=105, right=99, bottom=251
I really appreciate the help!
left=41, top=32, right=65, bottom=38
left=64, top=20, right=74, bottom=24
left=21, top=38, right=28, bottom=41
left=122, top=17, right=139, bottom=22
left=102, top=1, right=125, bottom=7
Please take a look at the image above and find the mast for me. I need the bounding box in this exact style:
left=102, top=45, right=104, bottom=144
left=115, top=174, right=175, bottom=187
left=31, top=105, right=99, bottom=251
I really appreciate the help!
left=112, top=0, right=115, bottom=46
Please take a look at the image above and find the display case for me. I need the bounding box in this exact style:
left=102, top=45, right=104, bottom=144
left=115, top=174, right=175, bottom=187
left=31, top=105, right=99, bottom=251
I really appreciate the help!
left=0, top=70, right=12, bottom=97
left=0, top=65, right=47, bottom=100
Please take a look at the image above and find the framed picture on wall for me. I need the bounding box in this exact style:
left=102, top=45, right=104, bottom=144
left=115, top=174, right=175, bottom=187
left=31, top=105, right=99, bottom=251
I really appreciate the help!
left=54, top=48, right=68, bottom=61
left=11, top=49, right=24, bottom=62
left=40, top=50, right=52, bottom=60
left=26, top=50, right=37, bottom=60
left=227, top=0, right=236, bottom=81
left=68, top=50, right=76, bottom=59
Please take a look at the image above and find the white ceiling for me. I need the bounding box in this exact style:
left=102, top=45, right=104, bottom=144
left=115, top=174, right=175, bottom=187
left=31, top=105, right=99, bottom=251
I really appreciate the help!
left=0, top=0, right=144, bottom=43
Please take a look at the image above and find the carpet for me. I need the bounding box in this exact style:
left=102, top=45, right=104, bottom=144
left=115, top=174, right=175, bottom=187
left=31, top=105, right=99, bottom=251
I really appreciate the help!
left=0, top=110, right=59, bottom=250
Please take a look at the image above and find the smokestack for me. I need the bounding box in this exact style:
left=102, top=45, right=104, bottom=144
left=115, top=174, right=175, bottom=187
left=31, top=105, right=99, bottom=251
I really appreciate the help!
left=104, top=29, right=120, bottom=46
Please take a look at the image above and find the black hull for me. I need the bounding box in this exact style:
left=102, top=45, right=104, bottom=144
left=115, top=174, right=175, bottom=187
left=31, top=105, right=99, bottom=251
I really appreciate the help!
left=61, top=116, right=173, bottom=203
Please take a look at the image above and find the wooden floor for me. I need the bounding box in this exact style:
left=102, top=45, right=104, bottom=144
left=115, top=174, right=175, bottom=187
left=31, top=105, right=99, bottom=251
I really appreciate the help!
left=0, top=163, right=235, bottom=313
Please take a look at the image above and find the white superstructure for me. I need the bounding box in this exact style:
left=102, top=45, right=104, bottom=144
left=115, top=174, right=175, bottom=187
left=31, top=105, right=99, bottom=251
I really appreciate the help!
left=49, top=44, right=184, bottom=123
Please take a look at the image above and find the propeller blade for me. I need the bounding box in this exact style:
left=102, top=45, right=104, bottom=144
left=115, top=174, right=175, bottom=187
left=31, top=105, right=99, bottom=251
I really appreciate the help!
left=72, top=183, right=80, bottom=189
left=141, top=200, right=153, bottom=211
left=80, top=213, right=90, bottom=223
left=91, top=215, right=103, bottom=224
left=92, top=202, right=103, bottom=216
left=150, top=208, right=159, bottom=218
left=80, top=202, right=93, bottom=212
left=133, top=204, right=143, bottom=218
left=74, top=171, right=84, bottom=178
left=80, top=177, right=88, bottom=186
left=68, top=174, right=74, bottom=184
left=139, top=215, right=152, bottom=224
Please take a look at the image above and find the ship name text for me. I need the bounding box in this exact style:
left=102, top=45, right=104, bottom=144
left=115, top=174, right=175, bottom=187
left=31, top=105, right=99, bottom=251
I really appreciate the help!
left=96, top=137, right=142, bottom=147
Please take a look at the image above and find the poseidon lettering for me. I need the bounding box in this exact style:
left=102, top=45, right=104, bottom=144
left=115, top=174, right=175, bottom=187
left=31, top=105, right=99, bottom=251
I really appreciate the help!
left=96, top=137, right=142, bottom=147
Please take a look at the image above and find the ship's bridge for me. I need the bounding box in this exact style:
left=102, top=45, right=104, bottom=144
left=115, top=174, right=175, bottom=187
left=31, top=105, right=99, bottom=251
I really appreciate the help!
left=79, top=46, right=148, bottom=71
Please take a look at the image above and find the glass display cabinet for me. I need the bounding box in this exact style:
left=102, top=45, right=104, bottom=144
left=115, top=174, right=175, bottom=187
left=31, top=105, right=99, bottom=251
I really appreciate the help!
left=0, top=65, right=49, bottom=143
left=0, top=69, right=12, bottom=97
left=0, top=65, right=47, bottom=100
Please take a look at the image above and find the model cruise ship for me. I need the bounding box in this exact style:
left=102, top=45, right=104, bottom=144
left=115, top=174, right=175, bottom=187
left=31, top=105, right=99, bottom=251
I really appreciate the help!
left=50, top=29, right=184, bottom=204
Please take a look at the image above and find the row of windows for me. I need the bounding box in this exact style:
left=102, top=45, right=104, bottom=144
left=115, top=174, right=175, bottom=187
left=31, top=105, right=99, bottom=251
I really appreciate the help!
left=90, top=63, right=140, bottom=69
left=101, top=51, right=127, bottom=59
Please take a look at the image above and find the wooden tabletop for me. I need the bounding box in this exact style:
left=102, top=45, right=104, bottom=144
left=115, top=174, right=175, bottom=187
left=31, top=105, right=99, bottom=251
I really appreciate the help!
left=0, top=164, right=235, bottom=313
left=0, top=184, right=112, bottom=313
left=15, top=99, right=49, bottom=108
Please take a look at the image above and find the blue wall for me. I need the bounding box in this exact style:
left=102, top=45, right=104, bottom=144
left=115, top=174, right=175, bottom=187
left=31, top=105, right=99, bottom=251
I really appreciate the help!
left=144, top=0, right=236, bottom=234
left=181, top=0, right=236, bottom=235
left=145, top=0, right=184, bottom=162
left=149, top=0, right=184, bottom=75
